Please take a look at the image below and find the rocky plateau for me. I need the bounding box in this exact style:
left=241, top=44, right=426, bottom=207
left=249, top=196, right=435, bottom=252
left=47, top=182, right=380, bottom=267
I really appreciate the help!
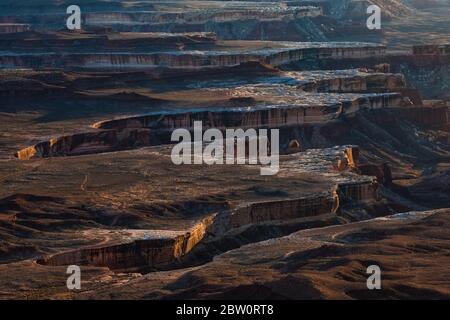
left=0, top=0, right=449, bottom=300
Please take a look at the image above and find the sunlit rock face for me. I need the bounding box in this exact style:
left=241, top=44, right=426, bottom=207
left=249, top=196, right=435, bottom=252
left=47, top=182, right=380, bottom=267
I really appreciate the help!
left=0, top=41, right=385, bottom=70
left=14, top=79, right=407, bottom=160
left=331, top=0, right=411, bottom=20
left=85, top=6, right=323, bottom=25
left=0, top=23, right=30, bottom=33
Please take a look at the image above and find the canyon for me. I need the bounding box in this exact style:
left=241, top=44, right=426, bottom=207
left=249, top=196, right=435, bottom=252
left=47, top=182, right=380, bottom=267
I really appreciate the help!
left=0, top=0, right=449, bottom=300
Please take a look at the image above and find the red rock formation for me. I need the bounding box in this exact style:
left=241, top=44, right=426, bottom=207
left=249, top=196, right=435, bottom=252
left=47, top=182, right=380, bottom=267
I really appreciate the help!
left=230, top=192, right=339, bottom=228
left=0, top=43, right=386, bottom=70
left=358, top=163, right=393, bottom=186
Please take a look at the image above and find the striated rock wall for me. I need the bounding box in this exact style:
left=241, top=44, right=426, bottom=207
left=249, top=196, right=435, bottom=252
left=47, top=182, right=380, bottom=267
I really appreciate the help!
left=284, top=54, right=449, bottom=99
left=95, top=94, right=402, bottom=131
left=393, top=106, right=449, bottom=128
left=35, top=144, right=381, bottom=270
left=0, top=69, right=406, bottom=99
left=38, top=238, right=179, bottom=269
left=86, top=7, right=323, bottom=26
left=363, top=106, right=449, bottom=129
left=0, top=32, right=217, bottom=52
left=15, top=129, right=167, bottom=160
left=229, top=192, right=339, bottom=228
left=15, top=94, right=403, bottom=160
left=0, top=44, right=385, bottom=70
left=299, top=73, right=406, bottom=93
left=80, top=7, right=326, bottom=40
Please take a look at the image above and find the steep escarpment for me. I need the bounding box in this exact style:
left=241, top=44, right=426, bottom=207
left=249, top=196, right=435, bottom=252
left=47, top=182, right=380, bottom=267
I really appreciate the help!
left=0, top=23, right=30, bottom=33
left=15, top=129, right=158, bottom=160
left=0, top=0, right=412, bottom=43
left=85, top=6, right=323, bottom=26
left=15, top=92, right=403, bottom=160
left=0, top=42, right=385, bottom=70
left=15, top=90, right=448, bottom=161
left=34, top=146, right=383, bottom=272
left=103, top=208, right=450, bottom=300
left=37, top=214, right=216, bottom=271
left=328, top=0, right=412, bottom=20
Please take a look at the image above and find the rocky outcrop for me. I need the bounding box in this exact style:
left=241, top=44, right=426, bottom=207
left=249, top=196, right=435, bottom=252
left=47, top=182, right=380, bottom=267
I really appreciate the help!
left=15, top=92, right=405, bottom=160
left=86, top=7, right=323, bottom=26
left=38, top=214, right=216, bottom=270
left=393, top=106, right=449, bottom=128
left=37, top=176, right=378, bottom=271
left=95, top=94, right=402, bottom=130
left=0, top=42, right=385, bottom=70
left=15, top=129, right=165, bottom=160
left=323, top=0, right=411, bottom=19
left=0, top=0, right=448, bottom=301
left=413, top=44, right=450, bottom=55
left=0, top=68, right=406, bottom=99
left=229, top=192, right=339, bottom=228
left=82, top=7, right=327, bottom=41
left=0, top=78, right=67, bottom=97
left=129, top=208, right=450, bottom=300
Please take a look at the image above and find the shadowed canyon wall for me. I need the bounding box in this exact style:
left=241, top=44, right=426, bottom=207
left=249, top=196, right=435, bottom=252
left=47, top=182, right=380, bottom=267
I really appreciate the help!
left=16, top=93, right=404, bottom=160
